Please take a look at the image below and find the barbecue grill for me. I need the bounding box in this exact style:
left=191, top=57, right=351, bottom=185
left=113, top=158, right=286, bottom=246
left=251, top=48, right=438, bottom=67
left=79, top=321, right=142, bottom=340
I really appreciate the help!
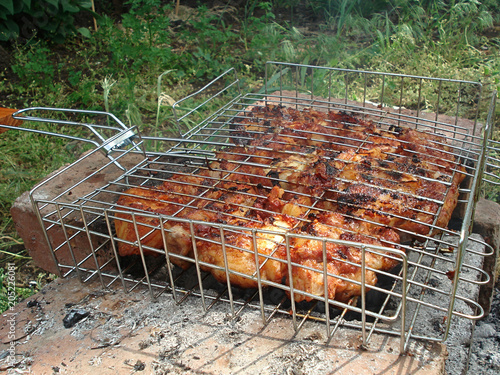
left=2, top=62, right=498, bottom=353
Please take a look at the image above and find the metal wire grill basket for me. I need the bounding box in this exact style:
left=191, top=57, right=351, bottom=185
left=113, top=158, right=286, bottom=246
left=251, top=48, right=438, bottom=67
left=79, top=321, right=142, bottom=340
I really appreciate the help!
left=3, top=62, right=498, bottom=353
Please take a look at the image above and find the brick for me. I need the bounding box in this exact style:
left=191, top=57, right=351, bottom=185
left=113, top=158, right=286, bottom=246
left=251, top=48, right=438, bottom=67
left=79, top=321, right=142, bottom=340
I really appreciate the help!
left=10, top=150, right=145, bottom=276
left=473, top=198, right=500, bottom=314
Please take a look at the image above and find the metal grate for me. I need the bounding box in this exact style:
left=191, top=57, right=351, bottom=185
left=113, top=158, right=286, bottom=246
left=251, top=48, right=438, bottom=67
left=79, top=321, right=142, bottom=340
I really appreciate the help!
left=4, top=62, right=498, bottom=353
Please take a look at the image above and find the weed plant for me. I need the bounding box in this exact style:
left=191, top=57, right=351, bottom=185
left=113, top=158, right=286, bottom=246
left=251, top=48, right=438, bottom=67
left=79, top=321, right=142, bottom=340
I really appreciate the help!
left=0, top=267, right=33, bottom=312
left=0, top=0, right=499, bottom=311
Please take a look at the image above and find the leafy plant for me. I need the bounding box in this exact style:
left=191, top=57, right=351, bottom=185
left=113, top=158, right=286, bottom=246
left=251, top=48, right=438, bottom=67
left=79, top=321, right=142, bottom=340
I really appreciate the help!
left=96, top=0, right=176, bottom=79
left=0, top=265, right=53, bottom=313
left=11, top=41, right=56, bottom=86
left=242, top=1, right=275, bottom=51
left=0, top=0, right=92, bottom=43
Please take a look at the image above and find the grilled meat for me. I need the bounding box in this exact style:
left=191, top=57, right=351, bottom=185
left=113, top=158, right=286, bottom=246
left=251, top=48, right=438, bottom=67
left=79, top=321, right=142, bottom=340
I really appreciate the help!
left=115, top=177, right=259, bottom=267
left=288, top=212, right=400, bottom=302
left=114, top=104, right=465, bottom=303
left=196, top=215, right=294, bottom=289
left=114, top=177, right=207, bottom=258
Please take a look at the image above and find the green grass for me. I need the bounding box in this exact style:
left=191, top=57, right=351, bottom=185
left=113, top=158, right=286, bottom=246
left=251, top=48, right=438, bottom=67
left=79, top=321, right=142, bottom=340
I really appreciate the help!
left=0, top=0, right=499, bottom=312
left=0, top=266, right=31, bottom=313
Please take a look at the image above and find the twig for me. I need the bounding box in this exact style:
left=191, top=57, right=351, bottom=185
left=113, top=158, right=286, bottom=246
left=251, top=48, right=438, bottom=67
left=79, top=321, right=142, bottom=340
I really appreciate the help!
left=0, top=360, right=24, bottom=371
left=91, top=0, right=98, bottom=31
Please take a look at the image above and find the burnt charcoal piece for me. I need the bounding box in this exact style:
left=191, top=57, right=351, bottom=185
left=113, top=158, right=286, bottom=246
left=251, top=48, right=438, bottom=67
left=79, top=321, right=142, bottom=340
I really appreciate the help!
left=134, top=360, right=146, bottom=371
left=63, top=308, right=90, bottom=328
left=27, top=299, right=41, bottom=308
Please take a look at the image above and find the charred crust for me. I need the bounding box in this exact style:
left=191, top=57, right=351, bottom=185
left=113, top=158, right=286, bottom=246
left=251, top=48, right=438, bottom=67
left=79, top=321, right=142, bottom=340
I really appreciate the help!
left=324, top=161, right=338, bottom=176
left=389, top=125, right=403, bottom=135
left=386, top=170, right=403, bottom=180
left=360, top=173, right=373, bottom=182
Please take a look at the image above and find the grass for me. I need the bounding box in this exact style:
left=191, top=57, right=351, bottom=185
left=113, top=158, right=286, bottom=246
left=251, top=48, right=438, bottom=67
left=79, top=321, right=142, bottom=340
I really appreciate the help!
left=0, top=0, right=499, bottom=312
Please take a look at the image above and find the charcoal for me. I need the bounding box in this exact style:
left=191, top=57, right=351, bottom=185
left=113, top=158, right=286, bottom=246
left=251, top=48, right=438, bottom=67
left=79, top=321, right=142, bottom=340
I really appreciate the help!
left=63, top=308, right=90, bottom=328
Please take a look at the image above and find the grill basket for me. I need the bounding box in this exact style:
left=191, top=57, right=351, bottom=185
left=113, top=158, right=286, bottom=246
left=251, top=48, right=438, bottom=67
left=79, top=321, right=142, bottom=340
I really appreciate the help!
left=3, top=62, right=499, bottom=353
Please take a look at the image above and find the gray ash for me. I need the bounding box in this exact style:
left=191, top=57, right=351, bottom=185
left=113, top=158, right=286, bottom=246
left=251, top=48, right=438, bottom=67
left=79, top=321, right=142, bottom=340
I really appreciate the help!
left=467, top=285, right=500, bottom=374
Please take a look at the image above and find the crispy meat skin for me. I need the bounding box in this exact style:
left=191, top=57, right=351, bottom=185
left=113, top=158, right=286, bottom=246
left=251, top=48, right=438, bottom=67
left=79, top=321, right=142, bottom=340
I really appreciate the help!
left=231, top=105, right=465, bottom=235
left=115, top=177, right=258, bottom=267
left=287, top=212, right=401, bottom=302
left=114, top=104, right=465, bottom=303
left=196, top=215, right=294, bottom=288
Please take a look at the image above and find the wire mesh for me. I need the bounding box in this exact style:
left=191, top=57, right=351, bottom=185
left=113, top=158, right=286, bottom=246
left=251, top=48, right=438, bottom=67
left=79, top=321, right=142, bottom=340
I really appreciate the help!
left=5, top=62, right=497, bottom=353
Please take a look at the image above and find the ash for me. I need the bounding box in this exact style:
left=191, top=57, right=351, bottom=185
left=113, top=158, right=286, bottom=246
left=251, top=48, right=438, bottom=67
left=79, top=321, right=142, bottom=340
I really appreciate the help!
left=467, top=286, right=500, bottom=375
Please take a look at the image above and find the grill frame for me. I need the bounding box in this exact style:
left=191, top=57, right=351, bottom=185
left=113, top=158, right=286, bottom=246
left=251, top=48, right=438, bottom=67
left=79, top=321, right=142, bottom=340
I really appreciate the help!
left=7, top=62, right=498, bottom=353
